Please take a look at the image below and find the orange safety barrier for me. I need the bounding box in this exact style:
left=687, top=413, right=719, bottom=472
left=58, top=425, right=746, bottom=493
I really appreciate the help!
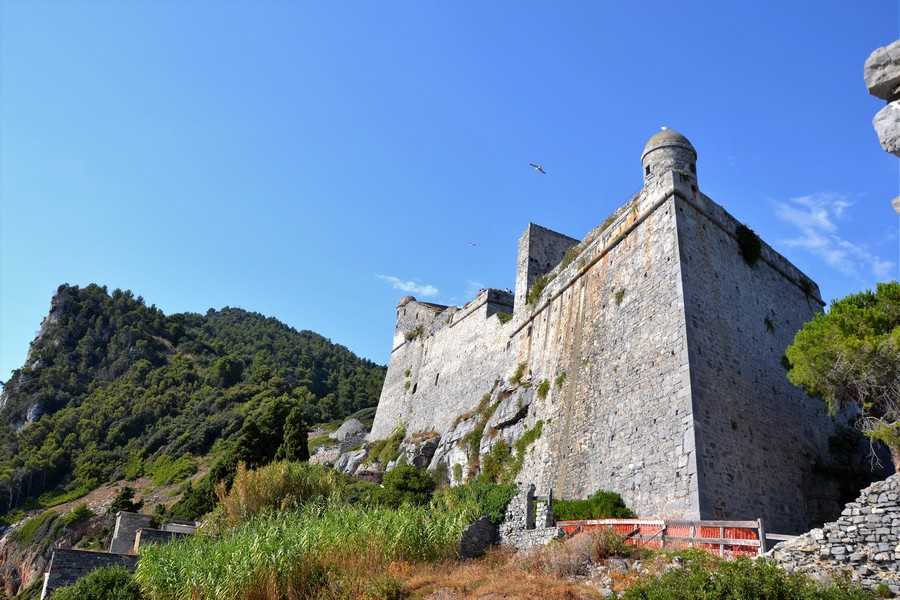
left=555, top=519, right=764, bottom=558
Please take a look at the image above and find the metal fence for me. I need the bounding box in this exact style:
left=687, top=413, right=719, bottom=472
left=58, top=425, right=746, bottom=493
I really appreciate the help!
left=556, top=518, right=766, bottom=558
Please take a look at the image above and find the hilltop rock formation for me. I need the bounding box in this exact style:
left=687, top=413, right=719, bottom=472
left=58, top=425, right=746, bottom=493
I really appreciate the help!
left=864, top=40, right=900, bottom=159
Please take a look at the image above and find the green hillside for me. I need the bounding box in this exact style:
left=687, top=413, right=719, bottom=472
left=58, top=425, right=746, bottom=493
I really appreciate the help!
left=0, top=283, right=385, bottom=515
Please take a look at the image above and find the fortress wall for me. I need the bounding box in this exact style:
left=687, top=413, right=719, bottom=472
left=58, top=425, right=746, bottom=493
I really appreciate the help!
left=514, top=224, right=579, bottom=316
left=370, top=292, right=516, bottom=440
left=674, top=188, right=833, bottom=533
left=510, top=181, right=700, bottom=519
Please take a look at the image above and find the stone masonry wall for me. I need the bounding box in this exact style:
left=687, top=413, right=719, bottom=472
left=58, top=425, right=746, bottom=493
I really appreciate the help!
left=674, top=182, right=835, bottom=534
left=511, top=177, right=700, bottom=520
left=370, top=289, right=517, bottom=440
left=771, top=474, right=900, bottom=593
left=367, top=132, right=869, bottom=533
left=41, top=549, right=139, bottom=599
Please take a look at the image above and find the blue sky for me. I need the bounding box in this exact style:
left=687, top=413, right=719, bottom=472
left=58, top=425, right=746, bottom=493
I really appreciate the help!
left=1, top=1, right=897, bottom=380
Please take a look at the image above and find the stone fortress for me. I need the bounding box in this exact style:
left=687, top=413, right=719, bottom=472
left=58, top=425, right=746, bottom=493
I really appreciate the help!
left=367, top=130, right=887, bottom=535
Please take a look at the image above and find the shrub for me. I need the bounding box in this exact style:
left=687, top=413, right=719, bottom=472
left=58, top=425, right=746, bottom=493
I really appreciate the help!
left=435, top=481, right=517, bottom=524
left=553, top=489, right=635, bottom=521
left=614, top=288, right=626, bottom=305
left=367, top=425, right=406, bottom=466
left=496, top=311, right=513, bottom=324
left=110, top=486, right=143, bottom=513
left=623, top=553, right=872, bottom=599
left=736, top=224, right=762, bottom=267
left=148, top=453, right=197, bottom=485
left=51, top=566, right=144, bottom=600
left=13, top=509, right=63, bottom=545
left=378, top=464, right=436, bottom=507
left=60, top=502, right=94, bottom=527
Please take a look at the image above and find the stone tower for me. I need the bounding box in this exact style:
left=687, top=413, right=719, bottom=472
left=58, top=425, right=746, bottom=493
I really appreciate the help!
left=369, top=130, right=883, bottom=533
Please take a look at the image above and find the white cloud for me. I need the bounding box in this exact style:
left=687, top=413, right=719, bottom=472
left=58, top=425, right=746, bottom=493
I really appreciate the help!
left=377, top=275, right=438, bottom=297
left=773, top=192, right=895, bottom=279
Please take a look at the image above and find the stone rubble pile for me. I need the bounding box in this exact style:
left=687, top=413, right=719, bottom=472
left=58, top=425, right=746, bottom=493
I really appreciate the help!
left=770, top=473, right=900, bottom=594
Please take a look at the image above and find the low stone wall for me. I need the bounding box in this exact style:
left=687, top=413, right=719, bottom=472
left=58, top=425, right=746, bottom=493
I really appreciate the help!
left=41, top=549, right=138, bottom=599
left=771, top=474, right=900, bottom=594
left=498, top=483, right=565, bottom=550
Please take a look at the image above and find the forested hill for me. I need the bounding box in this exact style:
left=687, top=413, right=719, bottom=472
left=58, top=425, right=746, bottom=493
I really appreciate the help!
left=0, top=283, right=385, bottom=512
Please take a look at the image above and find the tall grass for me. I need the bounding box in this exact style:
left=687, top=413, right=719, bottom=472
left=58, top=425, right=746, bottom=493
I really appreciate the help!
left=136, top=502, right=471, bottom=599
left=211, top=460, right=343, bottom=529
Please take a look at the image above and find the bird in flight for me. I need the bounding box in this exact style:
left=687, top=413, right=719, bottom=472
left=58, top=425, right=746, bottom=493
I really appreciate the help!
left=468, top=242, right=477, bottom=247
left=530, top=163, right=546, bottom=174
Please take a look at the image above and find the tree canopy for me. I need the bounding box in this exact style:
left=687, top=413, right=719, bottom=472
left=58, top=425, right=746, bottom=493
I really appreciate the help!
left=0, top=284, right=385, bottom=514
left=785, top=281, right=900, bottom=467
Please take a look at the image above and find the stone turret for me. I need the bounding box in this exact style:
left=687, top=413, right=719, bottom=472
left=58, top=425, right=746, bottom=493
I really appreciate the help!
left=641, top=128, right=697, bottom=188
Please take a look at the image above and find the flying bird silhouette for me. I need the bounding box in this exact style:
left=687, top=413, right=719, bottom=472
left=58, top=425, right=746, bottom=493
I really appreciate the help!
left=529, top=163, right=546, bottom=174
left=468, top=242, right=477, bottom=247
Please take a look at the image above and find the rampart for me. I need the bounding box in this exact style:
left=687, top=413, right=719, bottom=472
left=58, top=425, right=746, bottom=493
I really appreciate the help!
left=369, top=130, right=890, bottom=534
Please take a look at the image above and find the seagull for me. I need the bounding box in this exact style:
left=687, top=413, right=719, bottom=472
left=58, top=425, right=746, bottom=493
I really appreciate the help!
left=529, top=163, right=546, bottom=174
left=468, top=242, right=477, bottom=247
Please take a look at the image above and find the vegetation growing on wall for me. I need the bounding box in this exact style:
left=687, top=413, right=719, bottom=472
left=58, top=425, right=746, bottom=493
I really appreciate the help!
left=614, top=288, right=626, bottom=305
left=510, top=362, right=528, bottom=385
left=555, top=371, right=567, bottom=388
left=527, top=275, right=548, bottom=305
left=496, top=311, right=513, bottom=324
left=736, top=224, right=762, bottom=266
left=537, top=380, right=550, bottom=400
left=367, top=424, right=407, bottom=467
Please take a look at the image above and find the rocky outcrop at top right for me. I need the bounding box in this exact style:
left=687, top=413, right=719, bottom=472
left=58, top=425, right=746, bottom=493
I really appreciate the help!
left=865, top=40, right=900, bottom=158
left=770, top=473, right=900, bottom=594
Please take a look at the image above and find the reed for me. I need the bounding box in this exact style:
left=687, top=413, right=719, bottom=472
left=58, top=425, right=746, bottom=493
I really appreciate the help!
left=136, top=502, right=470, bottom=599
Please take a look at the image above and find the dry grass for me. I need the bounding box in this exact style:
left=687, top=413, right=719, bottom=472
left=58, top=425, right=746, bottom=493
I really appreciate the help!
left=399, top=546, right=602, bottom=599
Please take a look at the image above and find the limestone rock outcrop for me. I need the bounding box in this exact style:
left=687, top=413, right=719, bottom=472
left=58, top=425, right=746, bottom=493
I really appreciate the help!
left=865, top=40, right=900, bottom=158
left=873, top=102, right=900, bottom=157
left=865, top=41, right=900, bottom=102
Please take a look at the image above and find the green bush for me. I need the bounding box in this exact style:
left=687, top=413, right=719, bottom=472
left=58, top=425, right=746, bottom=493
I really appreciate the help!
left=367, top=425, right=406, bottom=466
left=435, top=481, right=517, bottom=524
left=50, top=566, right=143, bottom=600
left=623, top=553, right=872, bottom=599
left=377, top=464, right=436, bottom=508
left=13, top=510, right=63, bottom=545
left=60, top=502, right=94, bottom=527
left=110, top=487, right=143, bottom=513
left=553, top=489, right=635, bottom=521
left=148, top=453, right=197, bottom=485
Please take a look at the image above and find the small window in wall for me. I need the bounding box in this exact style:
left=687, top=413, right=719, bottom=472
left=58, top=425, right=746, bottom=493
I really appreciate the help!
left=435, top=373, right=440, bottom=386
left=689, top=163, right=696, bottom=174
left=412, top=383, right=417, bottom=394
left=527, top=326, right=532, bottom=337
left=645, top=165, right=650, bottom=176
